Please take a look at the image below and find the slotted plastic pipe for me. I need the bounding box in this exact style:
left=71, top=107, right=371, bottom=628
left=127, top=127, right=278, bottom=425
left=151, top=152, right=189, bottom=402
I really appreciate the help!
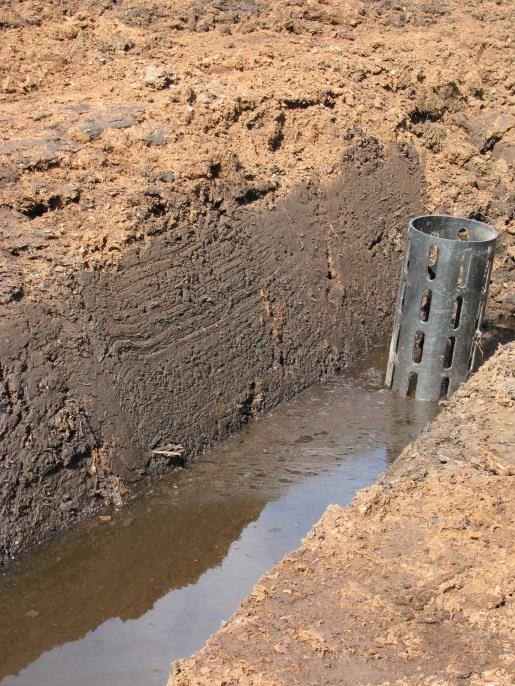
left=385, top=215, right=497, bottom=401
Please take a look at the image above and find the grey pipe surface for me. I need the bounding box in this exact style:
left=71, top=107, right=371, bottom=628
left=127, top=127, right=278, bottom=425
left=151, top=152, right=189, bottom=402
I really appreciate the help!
left=386, top=215, right=497, bottom=401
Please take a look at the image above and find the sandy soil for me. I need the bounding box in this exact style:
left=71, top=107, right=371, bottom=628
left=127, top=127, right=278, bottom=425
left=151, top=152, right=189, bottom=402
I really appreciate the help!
left=170, top=342, right=515, bottom=686
left=0, top=0, right=515, bottom=306
left=1, top=0, right=513, bottom=301
left=0, top=0, right=514, bottom=560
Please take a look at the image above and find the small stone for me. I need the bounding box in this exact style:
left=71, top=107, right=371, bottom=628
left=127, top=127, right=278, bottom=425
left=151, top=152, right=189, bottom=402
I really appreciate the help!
left=143, top=65, right=177, bottom=90
left=156, top=171, right=175, bottom=183
left=111, top=33, right=135, bottom=52
left=0, top=164, right=19, bottom=188
left=31, top=111, right=51, bottom=121
left=469, top=112, right=515, bottom=153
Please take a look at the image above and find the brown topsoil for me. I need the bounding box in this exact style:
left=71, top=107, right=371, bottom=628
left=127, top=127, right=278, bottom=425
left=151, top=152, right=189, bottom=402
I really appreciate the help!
left=170, top=342, right=515, bottom=686
left=1, top=0, right=514, bottom=561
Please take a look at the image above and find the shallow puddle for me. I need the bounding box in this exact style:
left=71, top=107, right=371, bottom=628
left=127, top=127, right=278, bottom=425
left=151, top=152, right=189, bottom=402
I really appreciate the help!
left=0, top=348, right=438, bottom=686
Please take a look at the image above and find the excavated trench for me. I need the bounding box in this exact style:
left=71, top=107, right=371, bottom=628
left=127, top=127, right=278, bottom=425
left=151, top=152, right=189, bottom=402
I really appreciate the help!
left=0, top=347, right=439, bottom=686
left=0, top=2, right=513, bottom=684
left=0, top=137, right=426, bottom=562
left=0, top=136, right=443, bottom=684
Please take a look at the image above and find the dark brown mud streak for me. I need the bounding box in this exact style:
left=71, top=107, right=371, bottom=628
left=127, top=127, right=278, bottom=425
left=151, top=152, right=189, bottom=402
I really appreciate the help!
left=0, top=139, right=425, bottom=563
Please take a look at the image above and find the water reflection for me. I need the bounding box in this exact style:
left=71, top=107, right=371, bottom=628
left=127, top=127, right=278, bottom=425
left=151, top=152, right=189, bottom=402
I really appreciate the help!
left=0, top=347, right=438, bottom=686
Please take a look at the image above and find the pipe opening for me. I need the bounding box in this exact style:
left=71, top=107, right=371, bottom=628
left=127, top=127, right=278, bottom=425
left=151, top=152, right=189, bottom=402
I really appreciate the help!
left=412, top=331, right=425, bottom=364
left=443, top=337, right=455, bottom=369
left=419, top=288, right=432, bottom=322
left=457, top=265, right=465, bottom=287
left=427, top=245, right=439, bottom=280
left=400, top=280, right=407, bottom=312
left=451, top=296, right=463, bottom=329
left=395, top=325, right=402, bottom=353
left=388, top=363, right=396, bottom=387
left=407, top=372, right=418, bottom=398
left=411, top=216, right=497, bottom=243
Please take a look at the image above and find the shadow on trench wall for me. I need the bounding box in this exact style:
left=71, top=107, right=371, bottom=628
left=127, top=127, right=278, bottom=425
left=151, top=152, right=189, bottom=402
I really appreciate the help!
left=0, top=135, right=427, bottom=563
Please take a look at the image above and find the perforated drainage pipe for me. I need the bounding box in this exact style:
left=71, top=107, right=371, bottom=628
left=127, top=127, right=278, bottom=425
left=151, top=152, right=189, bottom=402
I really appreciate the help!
left=385, top=215, right=498, bottom=402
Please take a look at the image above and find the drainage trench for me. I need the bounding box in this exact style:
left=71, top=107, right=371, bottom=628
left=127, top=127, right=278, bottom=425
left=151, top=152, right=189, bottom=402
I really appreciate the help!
left=0, top=346, right=438, bottom=686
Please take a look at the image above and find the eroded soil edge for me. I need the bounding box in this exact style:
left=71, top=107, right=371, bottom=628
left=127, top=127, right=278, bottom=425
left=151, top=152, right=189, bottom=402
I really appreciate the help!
left=171, top=343, right=515, bottom=686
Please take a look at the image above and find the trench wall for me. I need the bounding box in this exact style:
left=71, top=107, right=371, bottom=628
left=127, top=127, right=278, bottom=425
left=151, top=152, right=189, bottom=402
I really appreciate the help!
left=0, top=139, right=425, bottom=562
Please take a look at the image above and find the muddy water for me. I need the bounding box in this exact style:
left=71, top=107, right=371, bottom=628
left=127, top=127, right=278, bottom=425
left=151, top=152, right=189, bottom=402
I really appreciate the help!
left=0, top=348, right=438, bottom=686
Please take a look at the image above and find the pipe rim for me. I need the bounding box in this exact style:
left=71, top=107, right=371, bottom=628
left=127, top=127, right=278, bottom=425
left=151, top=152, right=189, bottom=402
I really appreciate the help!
left=409, top=214, right=498, bottom=244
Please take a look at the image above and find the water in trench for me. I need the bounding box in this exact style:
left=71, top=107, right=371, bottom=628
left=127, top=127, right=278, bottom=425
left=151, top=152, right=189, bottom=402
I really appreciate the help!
left=0, top=347, right=439, bottom=686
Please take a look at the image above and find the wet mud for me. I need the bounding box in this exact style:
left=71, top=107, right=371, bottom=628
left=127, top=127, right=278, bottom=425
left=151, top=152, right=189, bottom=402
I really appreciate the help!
left=0, top=347, right=437, bottom=685
left=1, top=140, right=424, bottom=562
